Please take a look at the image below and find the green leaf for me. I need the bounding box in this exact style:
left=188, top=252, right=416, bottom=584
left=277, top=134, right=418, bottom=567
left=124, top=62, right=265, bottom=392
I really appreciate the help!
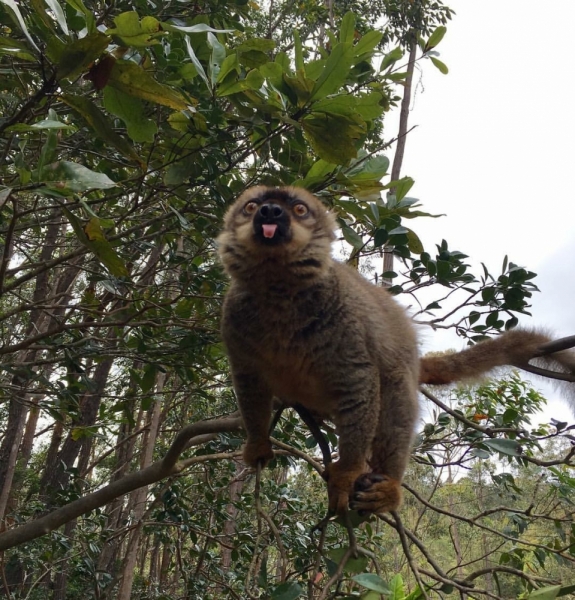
left=51, top=32, right=110, bottom=81
left=406, top=228, right=424, bottom=253
left=0, top=0, right=40, bottom=52
left=558, top=584, right=575, bottom=597
left=296, top=159, right=337, bottom=187
left=0, top=35, right=35, bottom=60
left=259, top=61, right=284, bottom=88
left=354, top=30, right=383, bottom=58
left=106, top=12, right=163, bottom=47
left=302, top=111, right=365, bottom=164
left=294, top=30, right=304, bottom=72
left=327, top=548, right=368, bottom=575
left=63, top=210, right=129, bottom=278
left=84, top=219, right=129, bottom=278
left=310, top=42, right=355, bottom=100
left=269, top=581, right=304, bottom=600
left=403, top=585, right=425, bottom=600
left=103, top=87, right=157, bottom=143
left=218, top=68, right=264, bottom=96
left=347, top=154, right=389, bottom=181
left=527, top=586, right=562, bottom=600
left=42, top=161, right=117, bottom=193
left=311, top=96, right=358, bottom=117
left=37, top=125, right=59, bottom=177
left=6, top=119, right=75, bottom=133
left=164, top=22, right=234, bottom=34
left=64, top=0, right=95, bottom=32
left=44, top=0, right=69, bottom=35
left=425, top=26, right=447, bottom=51
left=339, top=11, right=355, bottom=44
left=237, top=38, right=276, bottom=53
left=482, top=438, right=521, bottom=457
left=352, top=573, right=391, bottom=594
left=207, top=32, right=226, bottom=86
left=394, top=177, right=414, bottom=201
left=341, top=225, right=364, bottom=249
left=430, top=57, right=449, bottom=74
left=184, top=36, right=211, bottom=90
left=387, top=574, right=404, bottom=600
left=374, top=228, right=388, bottom=247
left=108, top=60, right=191, bottom=110
left=216, top=54, right=239, bottom=83
left=354, top=92, right=385, bottom=120
left=60, top=94, right=142, bottom=163
left=380, top=47, right=403, bottom=71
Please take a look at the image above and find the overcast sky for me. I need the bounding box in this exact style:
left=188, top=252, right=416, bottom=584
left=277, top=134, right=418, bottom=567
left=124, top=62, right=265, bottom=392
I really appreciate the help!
left=395, top=0, right=575, bottom=420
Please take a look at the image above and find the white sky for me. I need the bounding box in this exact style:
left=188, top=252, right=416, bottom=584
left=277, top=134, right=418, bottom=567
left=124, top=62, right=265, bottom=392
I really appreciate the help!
left=394, top=0, right=575, bottom=420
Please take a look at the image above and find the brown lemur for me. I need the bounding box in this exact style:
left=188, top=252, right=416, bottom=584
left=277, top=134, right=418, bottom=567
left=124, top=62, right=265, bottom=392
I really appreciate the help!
left=217, top=186, right=575, bottom=516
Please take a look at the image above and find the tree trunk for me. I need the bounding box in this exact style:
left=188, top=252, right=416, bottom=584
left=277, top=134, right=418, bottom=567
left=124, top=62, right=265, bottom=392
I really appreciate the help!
left=0, top=215, right=62, bottom=522
left=39, top=353, right=114, bottom=498
left=221, top=460, right=247, bottom=572
left=384, top=39, right=418, bottom=280
left=116, top=373, right=165, bottom=600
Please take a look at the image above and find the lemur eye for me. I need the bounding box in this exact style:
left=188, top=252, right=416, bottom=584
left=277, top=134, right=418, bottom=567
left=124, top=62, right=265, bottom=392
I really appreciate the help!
left=244, top=201, right=258, bottom=214
left=293, top=203, right=309, bottom=217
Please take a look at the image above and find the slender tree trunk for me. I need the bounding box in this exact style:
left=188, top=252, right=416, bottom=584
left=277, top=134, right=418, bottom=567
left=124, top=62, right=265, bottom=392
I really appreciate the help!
left=159, top=539, right=172, bottom=587
left=43, top=420, right=64, bottom=479
left=96, top=413, right=142, bottom=576
left=39, top=352, right=114, bottom=497
left=384, top=40, right=418, bottom=279
left=116, top=373, right=165, bottom=600
left=221, top=460, right=247, bottom=572
left=149, top=534, right=160, bottom=586
left=51, top=520, right=77, bottom=600
left=0, top=214, right=62, bottom=523
left=446, top=464, right=465, bottom=596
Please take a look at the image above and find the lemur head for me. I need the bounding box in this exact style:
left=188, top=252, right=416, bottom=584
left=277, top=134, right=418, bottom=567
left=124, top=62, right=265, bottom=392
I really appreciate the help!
left=217, top=186, right=336, bottom=282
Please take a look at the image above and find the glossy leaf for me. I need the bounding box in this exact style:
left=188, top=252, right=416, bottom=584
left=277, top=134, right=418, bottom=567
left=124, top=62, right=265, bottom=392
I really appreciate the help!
left=103, top=87, right=157, bottom=143
left=269, top=582, right=304, bottom=600
left=106, top=12, right=162, bottom=47
left=352, top=573, right=391, bottom=594
left=42, top=161, right=117, bottom=193
left=482, top=438, right=521, bottom=457
left=310, top=42, right=355, bottom=100
left=302, top=111, right=365, bottom=163
left=108, top=60, right=191, bottom=110
left=425, top=26, right=447, bottom=50
left=0, top=0, right=40, bottom=51
left=430, top=57, right=449, bottom=74
left=60, top=94, right=142, bottom=163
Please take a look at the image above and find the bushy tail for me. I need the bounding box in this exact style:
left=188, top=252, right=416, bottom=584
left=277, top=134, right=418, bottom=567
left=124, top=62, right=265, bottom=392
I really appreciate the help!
left=419, top=329, right=575, bottom=411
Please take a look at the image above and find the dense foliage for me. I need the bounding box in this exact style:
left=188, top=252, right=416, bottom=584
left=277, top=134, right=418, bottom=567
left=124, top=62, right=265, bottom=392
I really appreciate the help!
left=0, top=0, right=573, bottom=598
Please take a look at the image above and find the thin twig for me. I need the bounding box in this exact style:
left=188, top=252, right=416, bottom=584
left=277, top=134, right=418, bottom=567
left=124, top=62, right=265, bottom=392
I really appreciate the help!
left=390, top=511, right=429, bottom=600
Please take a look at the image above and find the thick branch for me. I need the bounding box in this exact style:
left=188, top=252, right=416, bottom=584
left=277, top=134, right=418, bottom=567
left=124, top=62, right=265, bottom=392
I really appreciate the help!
left=536, top=335, right=575, bottom=356
left=513, top=362, right=575, bottom=383
left=0, top=414, right=242, bottom=551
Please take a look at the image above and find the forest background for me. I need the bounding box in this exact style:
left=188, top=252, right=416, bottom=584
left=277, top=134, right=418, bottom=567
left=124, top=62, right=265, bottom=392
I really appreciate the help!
left=0, top=0, right=574, bottom=599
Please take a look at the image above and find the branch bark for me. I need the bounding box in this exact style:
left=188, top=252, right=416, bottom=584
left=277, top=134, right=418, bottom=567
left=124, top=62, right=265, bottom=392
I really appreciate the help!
left=384, top=40, right=418, bottom=277
left=0, top=414, right=242, bottom=551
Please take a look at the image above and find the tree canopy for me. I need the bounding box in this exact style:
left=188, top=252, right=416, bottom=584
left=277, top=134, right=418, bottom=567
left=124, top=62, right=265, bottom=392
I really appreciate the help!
left=0, top=0, right=573, bottom=598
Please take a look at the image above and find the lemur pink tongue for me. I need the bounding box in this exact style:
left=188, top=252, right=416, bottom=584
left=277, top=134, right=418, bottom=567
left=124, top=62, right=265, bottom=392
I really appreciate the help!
left=262, top=224, right=278, bottom=238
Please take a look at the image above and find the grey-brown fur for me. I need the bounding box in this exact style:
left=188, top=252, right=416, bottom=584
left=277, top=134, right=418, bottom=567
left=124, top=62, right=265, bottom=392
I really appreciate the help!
left=218, top=186, right=420, bottom=514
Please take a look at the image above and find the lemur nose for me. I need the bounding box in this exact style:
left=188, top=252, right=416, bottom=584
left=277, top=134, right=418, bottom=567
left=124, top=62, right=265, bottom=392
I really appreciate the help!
left=259, top=203, right=283, bottom=219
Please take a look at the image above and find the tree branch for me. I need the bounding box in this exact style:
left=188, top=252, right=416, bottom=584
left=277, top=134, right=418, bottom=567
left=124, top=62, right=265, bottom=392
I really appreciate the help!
left=0, top=414, right=242, bottom=550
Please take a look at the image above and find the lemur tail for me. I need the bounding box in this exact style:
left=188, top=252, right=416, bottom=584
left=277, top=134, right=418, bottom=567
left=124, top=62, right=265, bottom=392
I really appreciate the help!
left=419, top=329, right=575, bottom=411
